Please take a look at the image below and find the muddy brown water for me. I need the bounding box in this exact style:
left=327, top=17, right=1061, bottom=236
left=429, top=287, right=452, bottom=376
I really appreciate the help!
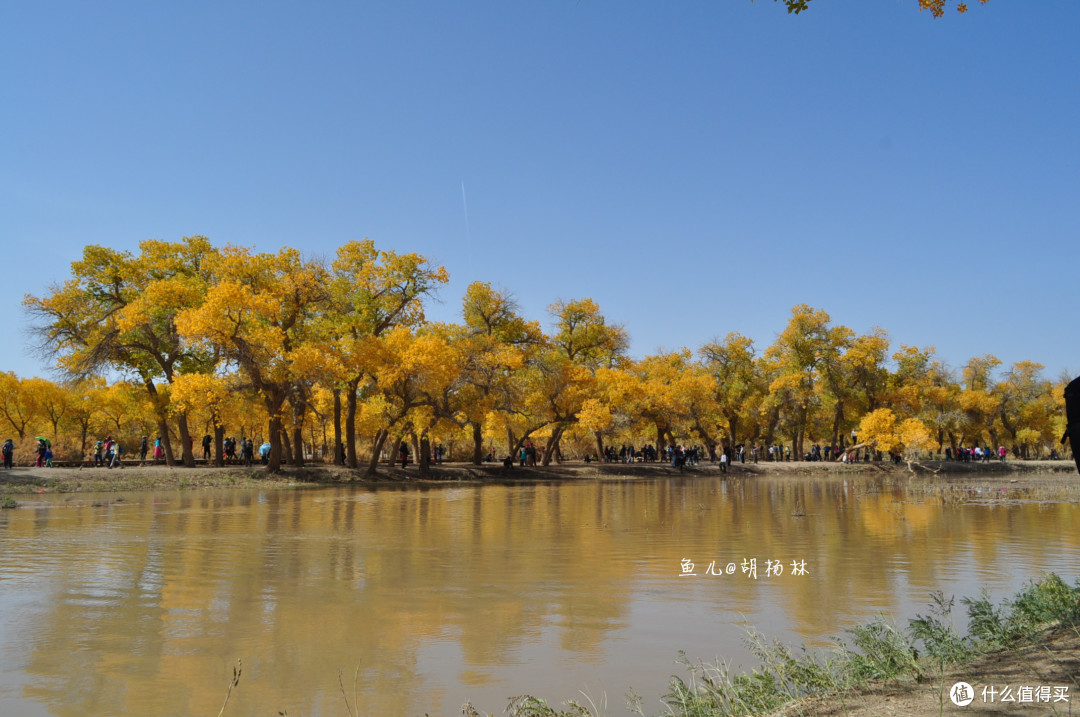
left=0, top=473, right=1077, bottom=716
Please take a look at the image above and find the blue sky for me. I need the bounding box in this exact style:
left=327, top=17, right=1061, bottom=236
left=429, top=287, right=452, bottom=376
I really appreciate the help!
left=3, top=0, right=1077, bottom=383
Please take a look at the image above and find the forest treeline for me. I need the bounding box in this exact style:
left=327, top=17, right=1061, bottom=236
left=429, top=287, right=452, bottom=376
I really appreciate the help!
left=9, top=236, right=1068, bottom=474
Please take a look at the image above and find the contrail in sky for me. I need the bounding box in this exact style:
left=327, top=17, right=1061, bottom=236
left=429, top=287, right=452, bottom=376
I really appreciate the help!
left=461, top=181, right=474, bottom=269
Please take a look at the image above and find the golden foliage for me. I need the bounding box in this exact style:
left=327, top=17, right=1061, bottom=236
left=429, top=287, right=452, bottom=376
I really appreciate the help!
left=24, top=233, right=1062, bottom=465
left=858, top=408, right=900, bottom=453
left=576, top=399, right=613, bottom=433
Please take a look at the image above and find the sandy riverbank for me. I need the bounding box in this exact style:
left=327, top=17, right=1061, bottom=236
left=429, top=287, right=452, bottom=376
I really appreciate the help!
left=0, top=457, right=1074, bottom=496
left=762, top=624, right=1080, bottom=717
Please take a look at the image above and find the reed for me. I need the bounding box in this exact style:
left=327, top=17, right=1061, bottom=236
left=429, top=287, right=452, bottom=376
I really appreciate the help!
left=216, top=574, right=1080, bottom=717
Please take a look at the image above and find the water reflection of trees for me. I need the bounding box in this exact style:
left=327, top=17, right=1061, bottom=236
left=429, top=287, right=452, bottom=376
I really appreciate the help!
left=4, top=477, right=1078, bottom=716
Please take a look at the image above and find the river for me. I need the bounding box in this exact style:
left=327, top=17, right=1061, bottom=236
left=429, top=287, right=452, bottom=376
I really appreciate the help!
left=0, top=473, right=1077, bottom=716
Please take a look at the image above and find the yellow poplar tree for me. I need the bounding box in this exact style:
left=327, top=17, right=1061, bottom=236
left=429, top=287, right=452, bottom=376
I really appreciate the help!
left=0, top=373, right=43, bottom=441
left=359, top=327, right=458, bottom=476
left=626, top=351, right=711, bottom=456
left=28, top=378, right=72, bottom=442
left=857, top=408, right=899, bottom=453
left=171, top=372, right=254, bottom=466
left=857, top=408, right=935, bottom=459
left=958, top=354, right=1001, bottom=449
left=328, top=239, right=448, bottom=469
left=764, top=305, right=852, bottom=458
left=176, top=246, right=329, bottom=473
left=454, top=282, right=543, bottom=463
left=701, top=333, right=764, bottom=451
left=24, top=236, right=218, bottom=466
left=522, top=298, right=628, bottom=465
left=898, top=418, right=935, bottom=457
left=995, top=361, right=1057, bottom=457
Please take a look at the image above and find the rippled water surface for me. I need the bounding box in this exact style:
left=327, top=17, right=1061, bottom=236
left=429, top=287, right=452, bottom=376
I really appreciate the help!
left=0, top=474, right=1078, bottom=716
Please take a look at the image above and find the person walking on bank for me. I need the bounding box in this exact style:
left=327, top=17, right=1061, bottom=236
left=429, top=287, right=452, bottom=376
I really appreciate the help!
left=2, top=439, right=13, bottom=469
left=103, top=437, right=115, bottom=468
left=202, top=434, right=212, bottom=461
left=110, top=442, right=124, bottom=469
left=140, top=436, right=148, bottom=461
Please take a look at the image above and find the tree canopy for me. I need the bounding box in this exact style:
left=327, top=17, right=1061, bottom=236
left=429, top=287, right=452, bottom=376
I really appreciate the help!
left=21, top=235, right=1066, bottom=474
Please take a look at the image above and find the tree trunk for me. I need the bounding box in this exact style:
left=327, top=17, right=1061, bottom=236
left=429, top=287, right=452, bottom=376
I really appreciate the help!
left=289, top=393, right=306, bottom=467
left=266, top=413, right=283, bottom=473
left=79, top=420, right=89, bottom=462
left=214, top=425, right=225, bottom=467
left=830, top=402, right=844, bottom=453
left=292, top=425, right=304, bottom=466
left=142, top=379, right=177, bottom=466
left=366, top=428, right=389, bottom=477
left=541, top=426, right=564, bottom=466
left=656, top=424, right=666, bottom=458
left=281, top=429, right=294, bottom=464
left=418, top=434, right=431, bottom=478
left=333, top=389, right=343, bottom=466
left=289, top=419, right=303, bottom=466
left=158, top=417, right=176, bottom=465
left=345, top=378, right=360, bottom=468
left=593, top=430, right=604, bottom=462
left=763, top=404, right=780, bottom=452
left=506, top=426, right=516, bottom=457
left=176, top=411, right=196, bottom=467
left=471, top=422, right=483, bottom=465
left=694, top=422, right=716, bottom=460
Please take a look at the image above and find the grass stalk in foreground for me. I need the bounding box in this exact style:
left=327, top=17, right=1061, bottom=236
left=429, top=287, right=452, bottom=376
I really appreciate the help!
left=215, top=659, right=241, bottom=717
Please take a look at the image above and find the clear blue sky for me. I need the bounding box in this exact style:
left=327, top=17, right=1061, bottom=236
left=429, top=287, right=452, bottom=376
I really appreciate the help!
left=3, top=1, right=1077, bottom=383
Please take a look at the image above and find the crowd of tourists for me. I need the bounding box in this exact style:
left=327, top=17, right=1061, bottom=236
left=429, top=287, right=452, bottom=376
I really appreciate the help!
left=581, top=434, right=1025, bottom=471
left=390, top=441, right=445, bottom=468
left=203, top=435, right=258, bottom=465
left=944, top=445, right=1010, bottom=462
left=91, top=437, right=124, bottom=468
left=0, top=433, right=266, bottom=468
left=0, top=432, right=1061, bottom=469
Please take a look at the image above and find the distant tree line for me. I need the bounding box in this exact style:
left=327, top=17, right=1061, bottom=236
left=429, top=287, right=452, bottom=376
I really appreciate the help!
left=15, top=236, right=1065, bottom=475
